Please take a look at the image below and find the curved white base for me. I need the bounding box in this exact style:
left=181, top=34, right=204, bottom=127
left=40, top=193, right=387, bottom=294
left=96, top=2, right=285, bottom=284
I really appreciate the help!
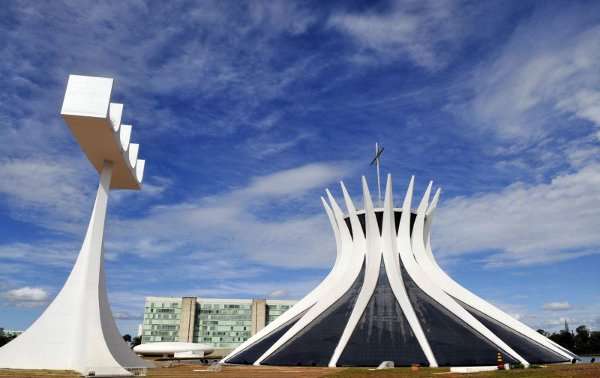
left=0, top=163, right=153, bottom=376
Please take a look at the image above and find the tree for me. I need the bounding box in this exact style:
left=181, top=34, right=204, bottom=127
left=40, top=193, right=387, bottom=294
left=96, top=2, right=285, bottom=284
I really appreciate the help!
left=549, top=329, right=575, bottom=351
left=0, top=333, right=16, bottom=348
left=122, top=334, right=132, bottom=345
left=589, top=331, right=600, bottom=354
left=131, top=336, right=142, bottom=348
left=543, top=324, right=600, bottom=355
left=574, top=326, right=590, bottom=354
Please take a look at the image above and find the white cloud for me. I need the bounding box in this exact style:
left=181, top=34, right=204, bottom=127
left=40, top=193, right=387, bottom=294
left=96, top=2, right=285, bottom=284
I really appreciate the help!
left=465, top=7, right=600, bottom=142
left=490, top=299, right=600, bottom=332
left=268, top=289, right=289, bottom=298
left=433, top=162, right=600, bottom=267
left=0, top=241, right=78, bottom=268
left=245, top=131, right=314, bottom=159
left=543, top=302, right=572, bottom=311
left=4, top=286, right=48, bottom=307
left=0, top=159, right=93, bottom=232
left=106, top=161, right=355, bottom=268
left=240, top=162, right=352, bottom=198
left=329, top=0, right=463, bottom=70
left=248, top=2, right=317, bottom=36
left=113, top=311, right=143, bottom=321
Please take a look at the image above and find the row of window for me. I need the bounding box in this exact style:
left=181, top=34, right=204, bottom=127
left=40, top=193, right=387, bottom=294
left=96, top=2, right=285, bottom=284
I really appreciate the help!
left=199, top=304, right=250, bottom=309
left=144, top=314, right=180, bottom=320
left=146, top=302, right=180, bottom=308
left=142, top=299, right=293, bottom=347
left=145, top=308, right=180, bottom=313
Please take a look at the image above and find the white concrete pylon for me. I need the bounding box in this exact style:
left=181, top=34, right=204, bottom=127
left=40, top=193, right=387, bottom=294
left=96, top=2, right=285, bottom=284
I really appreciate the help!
left=379, top=175, right=437, bottom=367
left=0, top=75, right=151, bottom=376
left=329, top=177, right=384, bottom=367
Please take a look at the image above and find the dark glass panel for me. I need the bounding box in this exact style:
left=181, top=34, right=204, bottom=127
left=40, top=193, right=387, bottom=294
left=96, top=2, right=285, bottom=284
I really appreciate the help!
left=262, top=263, right=366, bottom=366
left=338, top=258, right=428, bottom=366
left=401, top=263, right=518, bottom=366
left=225, top=310, right=308, bottom=365
left=344, top=210, right=416, bottom=239
left=458, top=300, right=569, bottom=364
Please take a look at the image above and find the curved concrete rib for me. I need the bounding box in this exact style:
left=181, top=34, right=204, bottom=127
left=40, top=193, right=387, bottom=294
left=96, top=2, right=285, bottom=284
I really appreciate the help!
left=329, top=175, right=438, bottom=367
left=415, top=189, right=574, bottom=361
left=329, top=177, right=383, bottom=367
left=380, top=175, right=437, bottom=367
left=253, top=182, right=366, bottom=366
left=406, top=180, right=529, bottom=366
left=223, top=194, right=348, bottom=364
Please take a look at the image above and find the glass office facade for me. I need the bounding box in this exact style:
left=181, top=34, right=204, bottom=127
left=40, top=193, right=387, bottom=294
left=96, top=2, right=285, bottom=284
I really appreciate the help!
left=141, top=297, right=295, bottom=349
left=195, top=301, right=253, bottom=348
left=142, top=297, right=181, bottom=343
left=266, top=303, right=293, bottom=325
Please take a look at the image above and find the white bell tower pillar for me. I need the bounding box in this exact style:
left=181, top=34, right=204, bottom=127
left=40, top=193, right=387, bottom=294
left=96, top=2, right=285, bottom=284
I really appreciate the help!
left=0, top=75, right=153, bottom=376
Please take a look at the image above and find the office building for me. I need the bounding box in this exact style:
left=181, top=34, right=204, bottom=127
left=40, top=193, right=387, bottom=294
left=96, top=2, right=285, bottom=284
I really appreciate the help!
left=141, top=296, right=296, bottom=353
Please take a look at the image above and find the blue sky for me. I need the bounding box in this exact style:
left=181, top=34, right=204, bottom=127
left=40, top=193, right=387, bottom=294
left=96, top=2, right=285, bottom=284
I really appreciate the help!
left=1, top=0, right=599, bottom=336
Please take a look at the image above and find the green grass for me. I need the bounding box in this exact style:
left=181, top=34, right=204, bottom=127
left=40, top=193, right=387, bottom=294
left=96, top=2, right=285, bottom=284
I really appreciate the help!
left=325, top=364, right=600, bottom=378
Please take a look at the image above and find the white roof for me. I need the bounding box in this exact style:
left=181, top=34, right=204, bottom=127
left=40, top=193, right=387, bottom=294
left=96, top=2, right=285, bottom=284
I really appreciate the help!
left=134, top=342, right=213, bottom=355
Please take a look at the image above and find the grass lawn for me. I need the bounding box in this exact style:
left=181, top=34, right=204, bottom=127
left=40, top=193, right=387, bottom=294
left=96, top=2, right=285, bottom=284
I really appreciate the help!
left=1, top=363, right=599, bottom=377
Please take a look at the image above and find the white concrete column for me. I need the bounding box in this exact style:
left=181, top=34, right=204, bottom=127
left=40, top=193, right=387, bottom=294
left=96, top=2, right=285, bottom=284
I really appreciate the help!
left=0, top=161, right=152, bottom=376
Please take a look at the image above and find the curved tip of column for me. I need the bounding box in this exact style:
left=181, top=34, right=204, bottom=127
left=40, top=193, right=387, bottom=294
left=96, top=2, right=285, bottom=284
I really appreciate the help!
left=382, top=174, right=395, bottom=236
left=361, top=176, right=373, bottom=210
left=417, top=181, right=433, bottom=214
left=427, top=187, right=442, bottom=215
left=402, top=176, right=415, bottom=210
left=321, top=196, right=337, bottom=231
left=325, top=189, right=337, bottom=210
left=321, top=196, right=332, bottom=212
left=384, top=174, right=393, bottom=203
left=325, top=189, right=343, bottom=217
left=340, top=181, right=356, bottom=214
left=339, top=180, right=348, bottom=194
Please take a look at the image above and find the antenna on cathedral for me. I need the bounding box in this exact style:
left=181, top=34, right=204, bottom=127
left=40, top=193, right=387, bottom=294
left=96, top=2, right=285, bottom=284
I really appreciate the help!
left=370, top=142, right=384, bottom=205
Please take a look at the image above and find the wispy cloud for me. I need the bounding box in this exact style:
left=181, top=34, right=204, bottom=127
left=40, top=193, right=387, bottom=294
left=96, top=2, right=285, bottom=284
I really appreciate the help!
left=434, top=163, right=600, bottom=266
left=543, top=302, right=572, bottom=311
left=463, top=4, right=600, bottom=143
left=329, top=0, right=465, bottom=70
left=0, top=159, right=93, bottom=232
left=268, top=289, right=290, bottom=298
left=108, top=161, right=355, bottom=268
left=3, top=286, right=48, bottom=307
